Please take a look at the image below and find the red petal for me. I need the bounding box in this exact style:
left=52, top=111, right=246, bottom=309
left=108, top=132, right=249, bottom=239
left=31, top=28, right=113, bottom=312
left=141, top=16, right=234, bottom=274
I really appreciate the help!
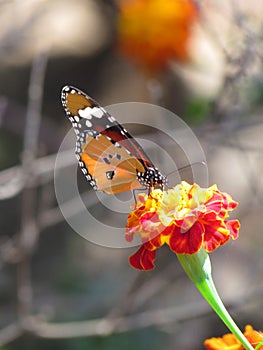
left=202, top=211, right=218, bottom=221
left=169, top=222, right=204, bottom=254
left=226, top=220, right=240, bottom=239
left=206, top=192, right=238, bottom=218
left=140, top=212, right=160, bottom=229
left=221, top=192, right=238, bottom=210
left=203, top=221, right=229, bottom=252
left=129, top=245, right=156, bottom=270
left=206, top=193, right=224, bottom=214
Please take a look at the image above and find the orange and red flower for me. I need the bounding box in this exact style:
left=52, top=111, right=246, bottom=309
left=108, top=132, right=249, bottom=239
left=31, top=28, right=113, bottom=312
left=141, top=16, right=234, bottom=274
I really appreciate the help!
left=117, top=0, right=198, bottom=72
left=126, top=182, right=240, bottom=270
left=204, top=325, right=263, bottom=349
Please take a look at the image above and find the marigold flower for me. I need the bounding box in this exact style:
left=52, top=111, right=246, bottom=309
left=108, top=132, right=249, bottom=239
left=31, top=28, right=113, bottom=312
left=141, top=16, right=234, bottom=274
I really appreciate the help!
left=126, top=181, right=240, bottom=270
left=204, top=325, right=263, bottom=350
left=117, top=0, right=198, bottom=72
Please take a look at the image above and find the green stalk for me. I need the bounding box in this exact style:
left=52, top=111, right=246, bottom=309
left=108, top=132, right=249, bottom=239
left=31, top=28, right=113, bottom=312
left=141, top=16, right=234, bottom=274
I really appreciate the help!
left=177, top=249, right=254, bottom=350
left=255, top=339, right=263, bottom=350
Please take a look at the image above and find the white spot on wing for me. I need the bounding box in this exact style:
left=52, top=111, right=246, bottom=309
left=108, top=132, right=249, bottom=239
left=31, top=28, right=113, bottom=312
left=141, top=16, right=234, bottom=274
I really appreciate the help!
left=79, top=107, right=93, bottom=119
left=92, top=107, right=104, bottom=118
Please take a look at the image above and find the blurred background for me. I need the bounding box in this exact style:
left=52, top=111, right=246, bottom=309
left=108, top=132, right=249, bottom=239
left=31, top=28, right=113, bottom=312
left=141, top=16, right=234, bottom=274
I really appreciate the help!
left=0, top=0, right=263, bottom=349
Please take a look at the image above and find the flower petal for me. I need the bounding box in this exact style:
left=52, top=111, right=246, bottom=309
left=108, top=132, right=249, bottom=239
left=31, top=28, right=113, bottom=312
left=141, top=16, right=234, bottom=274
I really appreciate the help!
left=244, top=325, right=263, bottom=349
left=203, top=220, right=230, bottom=252
left=129, top=245, right=156, bottom=270
left=169, top=221, right=204, bottom=254
left=205, top=325, right=263, bottom=350
left=226, top=220, right=240, bottom=240
left=204, top=334, right=242, bottom=349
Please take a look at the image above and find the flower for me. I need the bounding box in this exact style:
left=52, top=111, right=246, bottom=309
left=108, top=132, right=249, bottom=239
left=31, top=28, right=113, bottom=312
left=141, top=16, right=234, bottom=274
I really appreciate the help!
left=126, top=183, right=254, bottom=350
left=204, top=325, right=263, bottom=349
left=117, top=0, right=198, bottom=72
left=126, top=181, right=240, bottom=270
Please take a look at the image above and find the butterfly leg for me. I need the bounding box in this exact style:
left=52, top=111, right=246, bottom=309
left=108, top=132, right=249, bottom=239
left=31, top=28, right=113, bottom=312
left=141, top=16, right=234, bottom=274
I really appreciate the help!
left=132, top=189, right=137, bottom=208
left=132, top=187, right=148, bottom=209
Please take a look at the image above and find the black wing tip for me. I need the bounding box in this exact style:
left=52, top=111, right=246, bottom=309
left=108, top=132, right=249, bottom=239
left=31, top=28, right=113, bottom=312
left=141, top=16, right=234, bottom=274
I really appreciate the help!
left=61, top=85, right=100, bottom=108
left=61, top=85, right=81, bottom=95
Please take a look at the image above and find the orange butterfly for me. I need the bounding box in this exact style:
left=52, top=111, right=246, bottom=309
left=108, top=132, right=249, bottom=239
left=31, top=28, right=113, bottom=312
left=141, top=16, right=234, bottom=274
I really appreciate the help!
left=61, top=86, right=167, bottom=194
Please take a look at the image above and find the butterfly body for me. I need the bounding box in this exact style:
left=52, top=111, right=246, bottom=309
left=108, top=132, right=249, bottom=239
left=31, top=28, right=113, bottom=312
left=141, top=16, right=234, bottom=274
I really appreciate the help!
left=61, top=85, right=167, bottom=194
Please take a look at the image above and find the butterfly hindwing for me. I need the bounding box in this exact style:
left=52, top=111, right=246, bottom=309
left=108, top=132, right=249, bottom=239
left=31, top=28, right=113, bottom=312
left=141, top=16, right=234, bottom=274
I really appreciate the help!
left=79, top=133, right=146, bottom=194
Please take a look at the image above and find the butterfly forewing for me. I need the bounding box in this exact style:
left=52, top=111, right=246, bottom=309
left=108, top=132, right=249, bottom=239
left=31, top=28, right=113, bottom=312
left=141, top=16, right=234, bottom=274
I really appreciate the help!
left=99, top=124, right=153, bottom=169
left=61, top=85, right=161, bottom=194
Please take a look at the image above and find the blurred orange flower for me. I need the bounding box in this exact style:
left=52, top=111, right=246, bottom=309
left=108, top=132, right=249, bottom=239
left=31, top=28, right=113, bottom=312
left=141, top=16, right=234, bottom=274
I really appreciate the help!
left=204, top=325, right=263, bottom=349
left=126, top=182, right=240, bottom=270
left=117, top=0, right=198, bottom=72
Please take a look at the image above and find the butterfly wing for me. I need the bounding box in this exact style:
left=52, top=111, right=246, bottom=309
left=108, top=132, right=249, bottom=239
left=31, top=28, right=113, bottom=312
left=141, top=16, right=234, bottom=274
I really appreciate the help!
left=61, top=85, right=155, bottom=194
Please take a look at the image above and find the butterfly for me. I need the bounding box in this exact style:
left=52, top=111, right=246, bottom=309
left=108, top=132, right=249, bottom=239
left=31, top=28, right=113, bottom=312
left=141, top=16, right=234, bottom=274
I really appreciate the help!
left=61, top=86, right=167, bottom=195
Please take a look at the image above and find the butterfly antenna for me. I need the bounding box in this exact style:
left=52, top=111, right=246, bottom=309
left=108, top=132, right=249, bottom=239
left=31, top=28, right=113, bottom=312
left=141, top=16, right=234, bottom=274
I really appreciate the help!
left=167, top=161, right=207, bottom=187
left=173, top=161, right=207, bottom=173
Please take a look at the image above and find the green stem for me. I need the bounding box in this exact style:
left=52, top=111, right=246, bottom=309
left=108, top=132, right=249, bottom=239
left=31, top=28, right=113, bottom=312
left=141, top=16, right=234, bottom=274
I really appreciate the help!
left=255, top=339, right=263, bottom=350
left=177, top=249, right=254, bottom=350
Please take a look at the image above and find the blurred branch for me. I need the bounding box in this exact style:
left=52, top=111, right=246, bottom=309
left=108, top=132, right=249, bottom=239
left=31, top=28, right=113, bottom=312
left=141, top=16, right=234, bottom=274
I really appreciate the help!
left=0, top=283, right=260, bottom=345
left=0, top=300, right=229, bottom=342
left=17, top=50, right=48, bottom=321
left=200, top=3, right=262, bottom=122
left=0, top=170, right=25, bottom=200
left=0, top=276, right=260, bottom=347
left=0, top=149, right=73, bottom=200
left=22, top=53, right=47, bottom=162
left=31, top=300, right=209, bottom=338
left=0, top=323, right=23, bottom=346
left=0, top=96, right=7, bottom=127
